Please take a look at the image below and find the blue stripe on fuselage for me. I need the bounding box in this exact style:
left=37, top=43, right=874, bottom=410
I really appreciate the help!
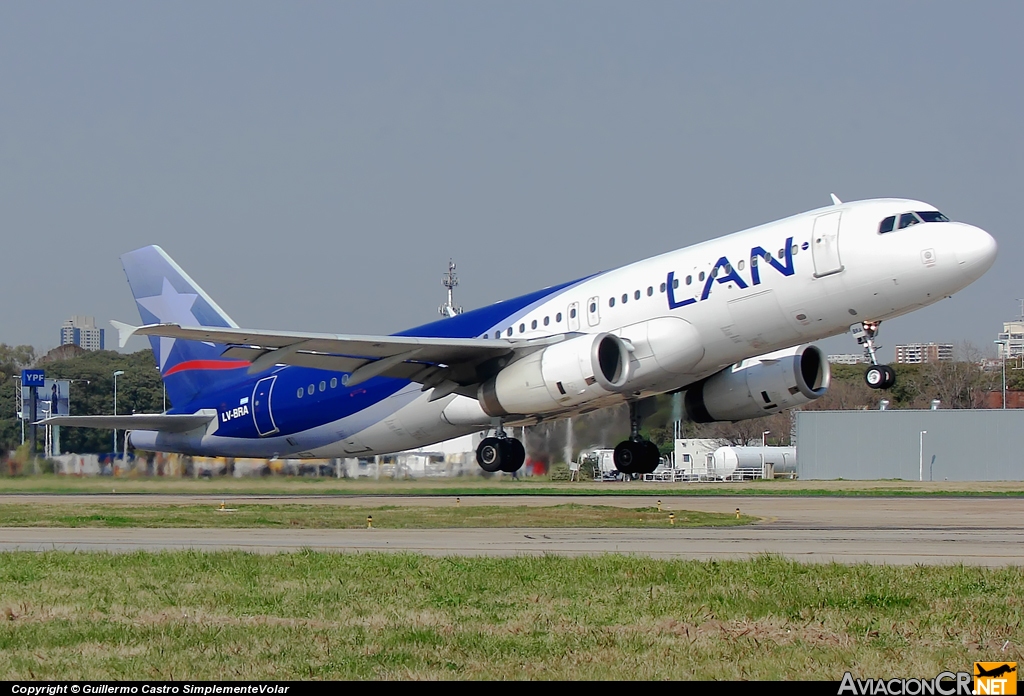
left=169, top=273, right=599, bottom=441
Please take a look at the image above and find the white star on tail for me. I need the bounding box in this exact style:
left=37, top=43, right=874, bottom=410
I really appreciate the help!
left=136, top=278, right=200, bottom=371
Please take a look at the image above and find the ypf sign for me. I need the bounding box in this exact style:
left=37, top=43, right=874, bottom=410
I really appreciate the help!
left=21, top=369, right=45, bottom=388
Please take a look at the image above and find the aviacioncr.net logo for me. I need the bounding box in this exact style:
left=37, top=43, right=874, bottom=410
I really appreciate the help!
left=838, top=672, right=973, bottom=695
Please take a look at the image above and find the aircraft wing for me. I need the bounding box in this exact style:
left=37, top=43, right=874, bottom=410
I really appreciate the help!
left=38, top=414, right=214, bottom=433
left=119, top=322, right=567, bottom=397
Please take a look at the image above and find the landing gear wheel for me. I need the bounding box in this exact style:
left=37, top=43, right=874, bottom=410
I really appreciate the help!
left=477, top=437, right=526, bottom=473
left=613, top=440, right=643, bottom=475
left=476, top=437, right=504, bottom=473
left=865, top=366, right=885, bottom=389
left=865, top=364, right=896, bottom=390
left=500, top=438, right=526, bottom=473
left=881, top=365, right=896, bottom=389
left=613, top=440, right=660, bottom=476
left=639, top=441, right=662, bottom=475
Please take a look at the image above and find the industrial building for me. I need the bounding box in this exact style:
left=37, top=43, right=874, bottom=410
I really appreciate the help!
left=795, top=409, right=1024, bottom=480
left=893, top=342, right=953, bottom=364
left=996, top=320, right=1024, bottom=360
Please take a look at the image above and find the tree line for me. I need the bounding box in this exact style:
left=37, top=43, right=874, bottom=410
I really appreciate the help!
left=0, top=344, right=166, bottom=456
left=0, top=340, right=1012, bottom=458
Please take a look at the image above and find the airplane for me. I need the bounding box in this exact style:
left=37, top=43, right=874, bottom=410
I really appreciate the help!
left=43, top=196, right=997, bottom=475
left=975, top=664, right=1016, bottom=679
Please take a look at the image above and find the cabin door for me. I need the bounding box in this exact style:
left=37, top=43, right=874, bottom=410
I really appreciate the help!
left=252, top=375, right=280, bottom=437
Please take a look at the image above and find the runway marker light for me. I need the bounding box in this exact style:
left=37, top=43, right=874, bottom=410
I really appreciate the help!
left=736, top=508, right=740, bottom=519
left=657, top=500, right=662, bottom=511
left=219, top=500, right=225, bottom=510
left=456, top=497, right=461, bottom=507
left=669, top=513, right=676, bottom=526
left=367, top=515, right=372, bottom=529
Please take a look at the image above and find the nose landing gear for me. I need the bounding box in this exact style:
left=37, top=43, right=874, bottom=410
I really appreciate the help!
left=853, top=321, right=896, bottom=390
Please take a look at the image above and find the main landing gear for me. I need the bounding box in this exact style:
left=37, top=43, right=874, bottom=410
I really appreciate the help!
left=613, top=401, right=661, bottom=477
left=476, top=419, right=526, bottom=474
left=853, top=321, right=896, bottom=390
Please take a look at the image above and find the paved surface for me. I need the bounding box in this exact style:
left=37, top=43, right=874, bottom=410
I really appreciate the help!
left=1, top=495, right=1021, bottom=565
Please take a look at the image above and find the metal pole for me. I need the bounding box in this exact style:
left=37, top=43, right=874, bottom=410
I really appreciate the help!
left=29, top=386, right=37, bottom=459
left=919, top=430, right=927, bottom=482
left=761, top=430, right=769, bottom=478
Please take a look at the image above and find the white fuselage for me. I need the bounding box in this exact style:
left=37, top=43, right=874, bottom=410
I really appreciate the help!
left=139, top=198, right=997, bottom=458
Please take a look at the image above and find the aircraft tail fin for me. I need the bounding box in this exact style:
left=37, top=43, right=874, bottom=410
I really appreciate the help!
left=119, top=246, right=246, bottom=408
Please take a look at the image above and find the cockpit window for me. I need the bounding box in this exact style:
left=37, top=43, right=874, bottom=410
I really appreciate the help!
left=898, top=212, right=921, bottom=230
left=881, top=211, right=949, bottom=234
left=917, top=211, right=950, bottom=223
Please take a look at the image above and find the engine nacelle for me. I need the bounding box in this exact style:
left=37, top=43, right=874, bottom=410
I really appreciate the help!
left=684, top=344, right=830, bottom=423
left=478, top=333, right=631, bottom=416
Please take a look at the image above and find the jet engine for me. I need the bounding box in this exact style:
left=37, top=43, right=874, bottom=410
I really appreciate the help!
left=684, top=344, right=830, bottom=422
left=478, top=333, right=631, bottom=416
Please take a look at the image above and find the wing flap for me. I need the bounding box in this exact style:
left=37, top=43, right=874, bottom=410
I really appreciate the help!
left=39, top=414, right=214, bottom=433
left=132, top=323, right=517, bottom=359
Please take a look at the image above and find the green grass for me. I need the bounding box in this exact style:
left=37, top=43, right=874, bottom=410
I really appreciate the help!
left=6, top=474, right=1024, bottom=497
left=0, top=503, right=751, bottom=528
left=0, top=552, right=1021, bottom=679
left=5, top=473, right=1024, bottom=496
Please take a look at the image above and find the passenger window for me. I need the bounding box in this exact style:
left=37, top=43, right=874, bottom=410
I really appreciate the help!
left=531, top=319, right=537, bottom=330
left=646, top=286, right=653, bottom=297
left=507, top=327, right=513, bottom=337
left=609, top=297, right=615, bottom=307
left=297, top=388, right=303, bottom=399
left=660, top=282, right=666, bottom=293
left=319, top=381, right=326, bottom=392
left=898, top=212, right=921, bottom=230
left=673, top=278, right=679, bottom=289
left=879, top=216, right=896, bottom=234
left=699, top=271, right=705, bottom=281
left=634, top=290, right=640, bottom=300
left=307, top=385, right=314, bottom=396
left=738, top=260, right=745, bottom=270
left=589, top=302, right=596, bottom=313
left=544, top=316, right=550, bottom=326
left=621, top=293, right=628, bottom=304
left=686, top=275, right=692, bottom=285
left=331, top=378, right=338, bottom=388
left=557, top=312, right=563, bottom=322
left=519, top=323, right=525, bottom=333
left=570, top=308, right=576, bottom=319
left=494, top=331, right=500, bottom=339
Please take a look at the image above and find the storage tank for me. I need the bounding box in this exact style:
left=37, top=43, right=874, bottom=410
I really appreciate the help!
left=709, top=446, right=797, bottom=479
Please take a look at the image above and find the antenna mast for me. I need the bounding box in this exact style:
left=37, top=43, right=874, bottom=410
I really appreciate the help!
left=439, top=259, right=463, bottom=318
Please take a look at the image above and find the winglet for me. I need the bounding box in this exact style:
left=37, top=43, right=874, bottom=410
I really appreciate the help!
left=110, top=320, right=139, bottom=349
left=830, top=193, right=842, bottom=205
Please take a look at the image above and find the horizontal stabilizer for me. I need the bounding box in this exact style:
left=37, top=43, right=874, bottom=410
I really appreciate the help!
left=109, top=320, right=140, bottom=349
left=38, top=413, right=213, bottom=433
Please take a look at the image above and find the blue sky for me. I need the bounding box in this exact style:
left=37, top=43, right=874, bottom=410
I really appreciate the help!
left=1, top=2, right=1020, bottom=358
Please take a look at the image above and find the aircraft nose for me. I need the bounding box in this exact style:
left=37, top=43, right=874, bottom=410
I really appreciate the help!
left=955, top=224, right=998, bottom=280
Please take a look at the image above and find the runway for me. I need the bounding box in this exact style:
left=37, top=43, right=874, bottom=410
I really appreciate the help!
left=2, top=495, right=1022, bottom=565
